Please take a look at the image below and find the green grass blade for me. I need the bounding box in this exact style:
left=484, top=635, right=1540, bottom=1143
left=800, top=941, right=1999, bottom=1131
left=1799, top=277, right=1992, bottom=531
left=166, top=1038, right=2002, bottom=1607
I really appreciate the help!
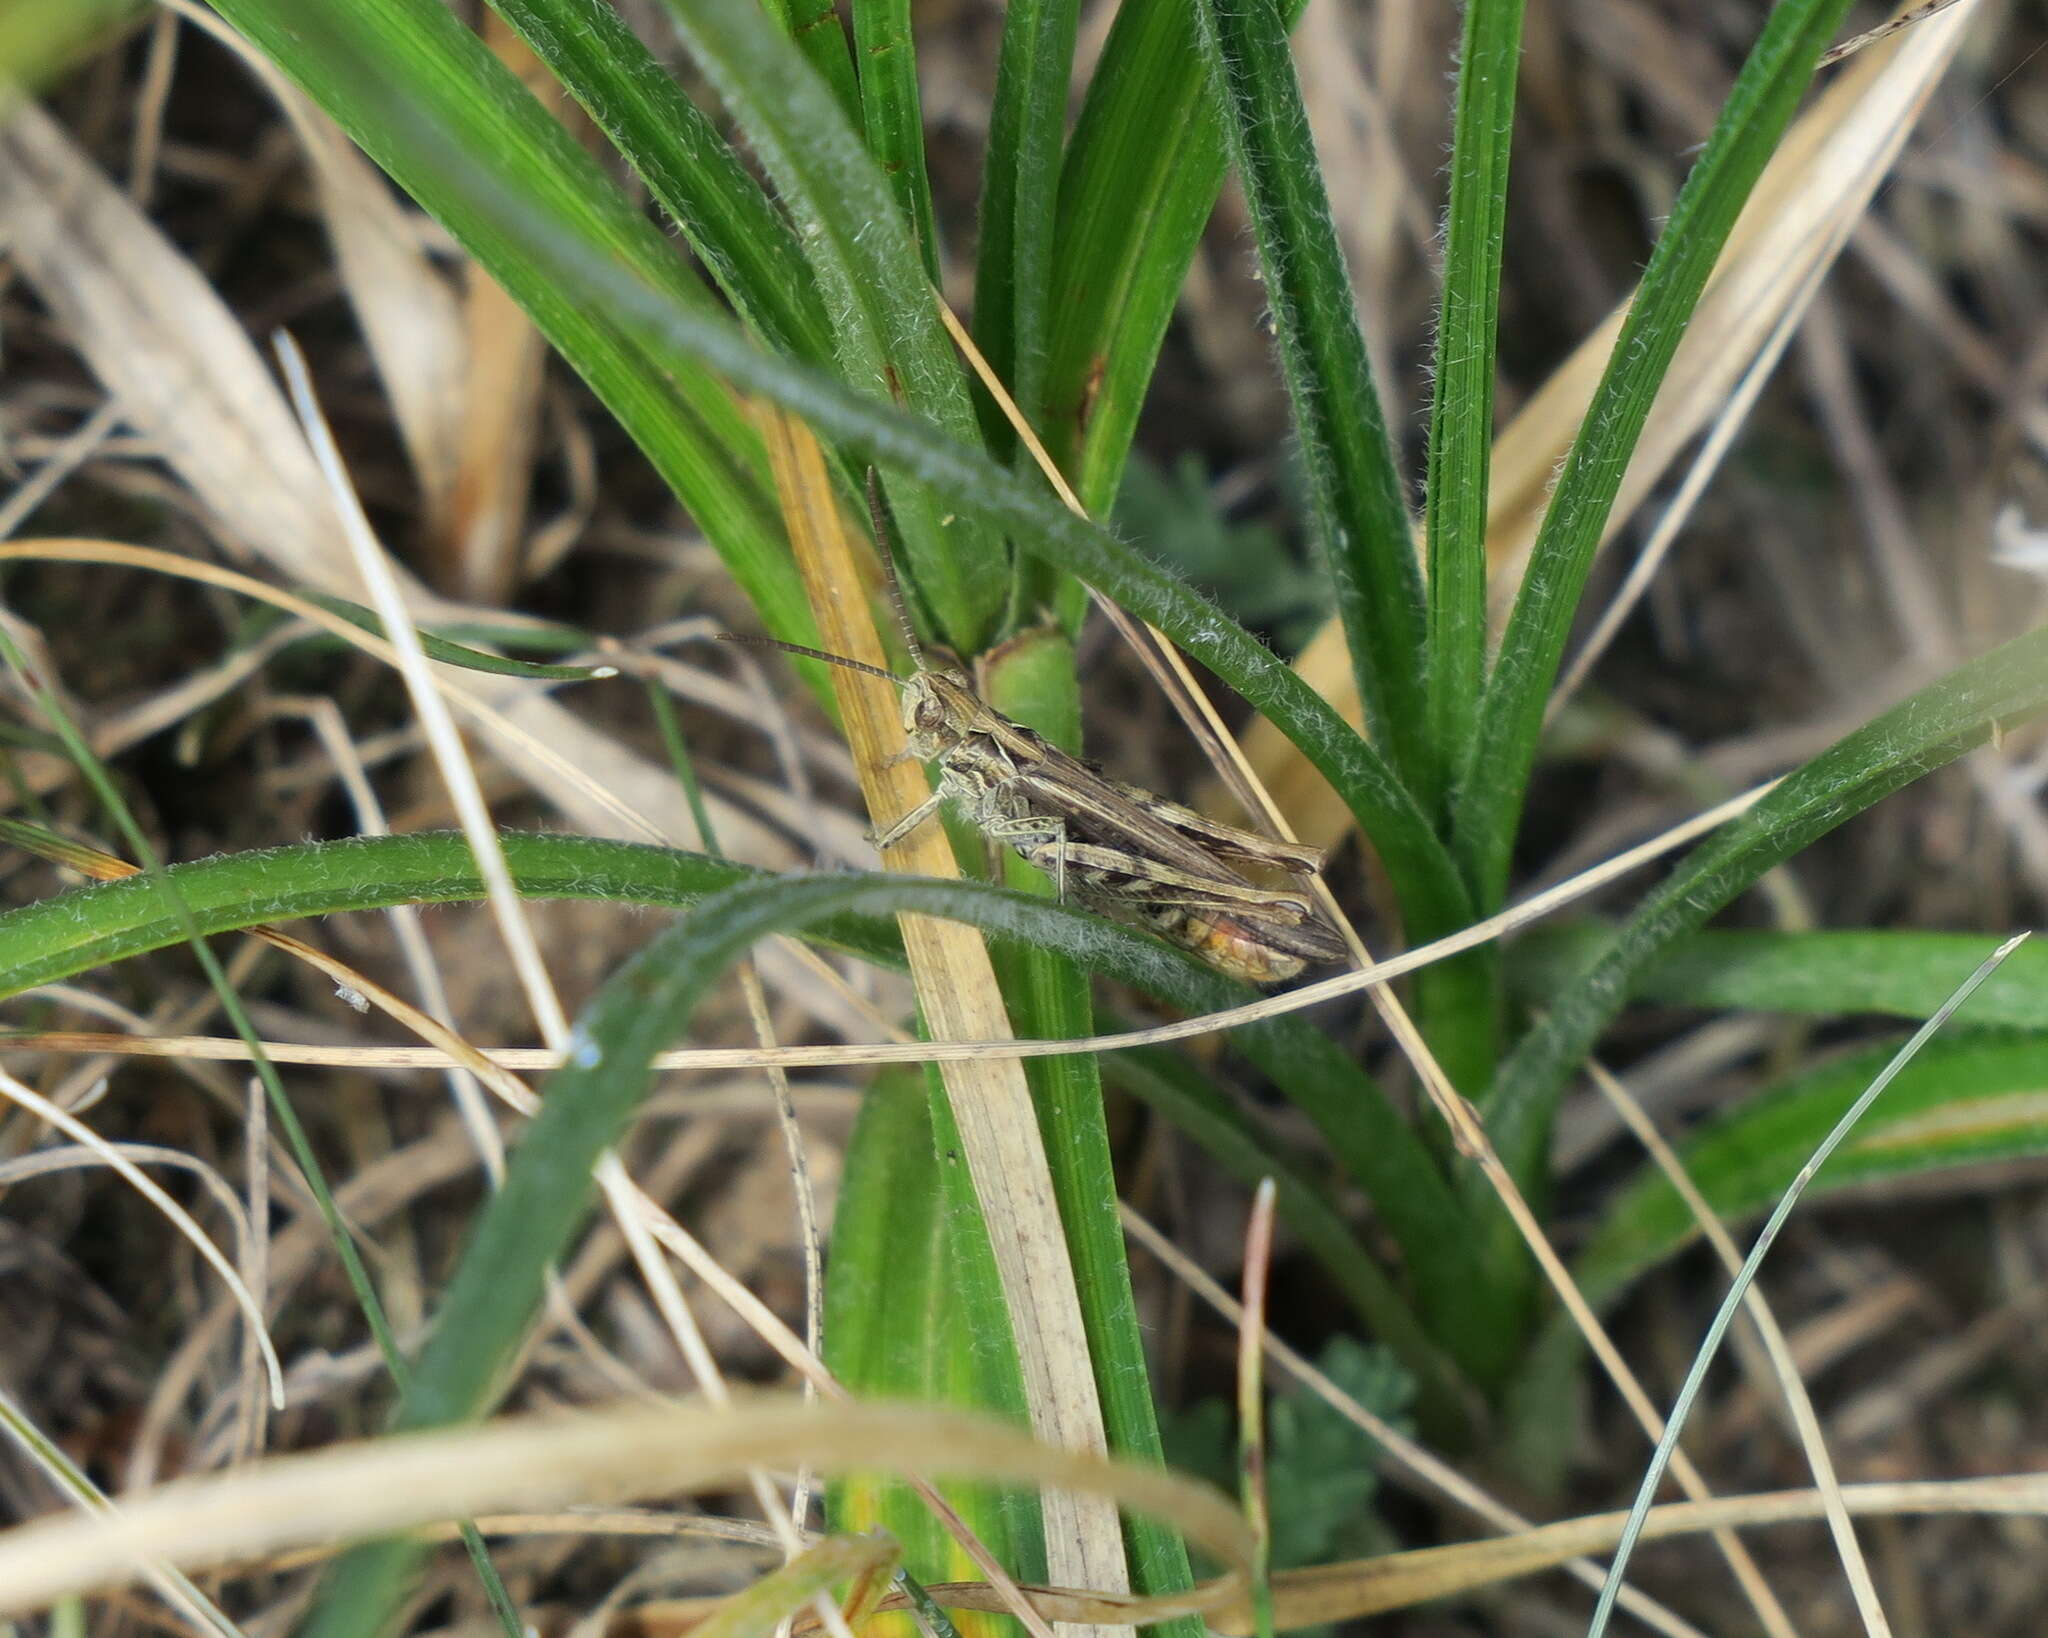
left=1514, top=925, right=2048, bottom=1029
left=1424, top=0, right=1524, bottom=783
left=0, top=833, right=776, bottom=1000
left=1452, top=0, right=1858, bottom=908
left=982, top=636, right=1197, bottom=1633
left=826, top=1072, right=1046, bottom=1638
left=1040, top=0, right=1301, bottom=512
left=301, top=590, right=615, bottom=679
left=296, top=874, right=939, bottom=1636
left=1482, top=620, right=2048, bottom=1206
left=0, top=828, right=1490, bottom=1384
left=851, top=0, right=940, bottom=279
left=209, top=0, right=812, bottom=652
left=1504, top=1027, right=2048, bottom=1487
left=972, top=0, right=1079, bottom=444
left=1582, top=1030, right=2048, bottom=1315
left=651, top=0, right=1005, bottom=652
left=482, top=0, right=833, bottom=364
left=759, top=0, right=863, bottom=127
left=1191, top=0, right=1427, bottom=797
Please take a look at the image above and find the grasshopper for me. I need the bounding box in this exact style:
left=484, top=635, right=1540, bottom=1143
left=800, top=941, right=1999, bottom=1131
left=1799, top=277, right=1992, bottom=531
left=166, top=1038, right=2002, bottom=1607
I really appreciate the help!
left=723, top=634, right=1348, bottom=985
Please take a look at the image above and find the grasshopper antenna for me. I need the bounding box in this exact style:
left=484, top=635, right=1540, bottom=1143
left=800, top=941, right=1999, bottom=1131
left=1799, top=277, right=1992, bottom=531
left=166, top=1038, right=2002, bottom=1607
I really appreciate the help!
left=864, top=469, right=927, bottom=667
left=714, top=632, right=905, bottom=685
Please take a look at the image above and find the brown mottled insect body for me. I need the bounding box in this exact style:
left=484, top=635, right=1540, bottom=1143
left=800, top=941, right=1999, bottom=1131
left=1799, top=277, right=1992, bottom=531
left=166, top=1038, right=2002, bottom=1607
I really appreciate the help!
left=883, top=668, right=1347, bottom=984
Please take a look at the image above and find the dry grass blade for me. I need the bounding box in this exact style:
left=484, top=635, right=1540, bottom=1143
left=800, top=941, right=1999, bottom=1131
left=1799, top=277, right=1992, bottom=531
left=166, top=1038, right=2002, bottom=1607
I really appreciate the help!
left=0, top=1399, right=1255, bottom=1622
left=440, top=12, right=567, bottom=603
left=162, top=0, right=467, bottom=535
left=753, top=1472, right=2048, bottom=1634
left=0, top=101, right=752, bottom=858
left=0, top=1066, right=284, bottom=1411
left=751, top=402, right=1134, bottom=1632
left=1586, top=1059, right=1890, bottom=1636
left=1238, top=0, right=1987, bottom=845
left=0, top=535, right=788, bottom=859
left=1214, top=1472, right=2048, bottom=1630
left=1118, top=1206, right=1710, bottom=1638
left=0, top=99, right=352, bottom=581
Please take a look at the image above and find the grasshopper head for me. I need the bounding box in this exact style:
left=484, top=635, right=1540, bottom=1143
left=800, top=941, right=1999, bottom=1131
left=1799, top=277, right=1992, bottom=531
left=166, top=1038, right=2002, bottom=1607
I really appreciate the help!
left=901, top=668, right=977, bottom=760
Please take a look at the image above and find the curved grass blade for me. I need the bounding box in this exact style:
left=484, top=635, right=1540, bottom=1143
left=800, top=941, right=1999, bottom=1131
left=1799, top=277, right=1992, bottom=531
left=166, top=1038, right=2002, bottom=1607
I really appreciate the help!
left=1452, top=0, right=1859, bottom=907
left=1583, top=935, right=2022, bottom=1638
left=301, top=590, right=616, bottom=679
left=0, top=831, right=1483, bottom=1393
left=1191, top=0, right=1428, bottom=799
left=1481, top=619, right=2048, bottom=1208
left=483, top=0, right=833, bottom=364
left=296, top=870, right=1230, bottom=1636
left=0, top=832, right=782, bottom=1001
left=649, top=0, right=1005, bottom=652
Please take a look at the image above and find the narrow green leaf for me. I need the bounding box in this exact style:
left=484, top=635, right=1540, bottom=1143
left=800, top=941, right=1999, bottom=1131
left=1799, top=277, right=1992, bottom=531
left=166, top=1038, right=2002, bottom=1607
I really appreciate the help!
left=1453, top=0, right=1859, bottom=907
left=651, top=0, right=1006, bottom=652
left=758, top=0, right=863, bottom=128
left=209, top=0, right=813, bottom=653
left=983, top=635, right=1197, bottom=1632
left=851, top=0, right=940, bottom=280
left=972, top=0, right=1079, bottom=444
left=826, top=1073, right=1045, bottom=1638
left=1191, top=0, right=1428, bottom=797
left=483, top=0, right=833, bottom=364
left=1425, top=0, right=1524, bottom=782
left=297, top=869, right=1261, bottom=1634
left=1041, top=0, right=1302, bottom=513
left=0, top=828, right=1494, bottom=1390
left=0, top=833, right=782, bottom=1000
left=1513, top=925, right=2048, bottom=1030
left=302, top=590, right=616, bottom=679
left=1481, top=620, right=2048, bottom=1209
left=1506, top=1028, right=2048, bottom=1486
left=1583, top=1030, right=2048, bottom=1313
